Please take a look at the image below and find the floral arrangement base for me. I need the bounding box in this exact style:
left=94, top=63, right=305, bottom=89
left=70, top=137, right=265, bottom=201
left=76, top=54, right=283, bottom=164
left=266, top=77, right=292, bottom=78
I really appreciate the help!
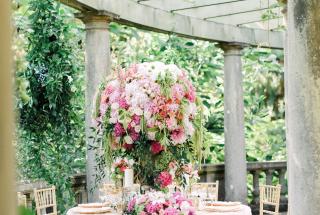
left=125, top=191, right=195, bottom=215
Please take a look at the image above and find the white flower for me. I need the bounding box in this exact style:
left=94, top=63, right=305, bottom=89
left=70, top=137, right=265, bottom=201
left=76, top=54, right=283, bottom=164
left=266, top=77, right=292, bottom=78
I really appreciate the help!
left=147, top=131, right=156, bottom=140
left=180, top=201, right=191, bottom=214
left=134, top=125, right=141, bottom=133
left=124, top=136, right=133, bottom=145
left=111, top=102, right=119, bottom=110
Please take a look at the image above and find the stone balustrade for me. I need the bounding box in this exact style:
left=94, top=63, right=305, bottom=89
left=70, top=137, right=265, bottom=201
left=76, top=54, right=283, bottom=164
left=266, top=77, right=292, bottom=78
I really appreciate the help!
left=198, top=161, right=288, bottom=214
left=17, top=161, right=287, bottom=214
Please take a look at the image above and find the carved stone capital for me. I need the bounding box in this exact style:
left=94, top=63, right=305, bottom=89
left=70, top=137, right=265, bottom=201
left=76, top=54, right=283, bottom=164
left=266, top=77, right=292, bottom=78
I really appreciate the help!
left=75, top=10, right=119, bottom=30
left=219, top=42, right=247, bottom=56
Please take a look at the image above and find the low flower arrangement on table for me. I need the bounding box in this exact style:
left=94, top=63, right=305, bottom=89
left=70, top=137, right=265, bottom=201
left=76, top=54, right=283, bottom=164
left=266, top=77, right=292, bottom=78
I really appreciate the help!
left=125, top=191, right=195, bottom=215
left=93, top=61, right=205, bottom=190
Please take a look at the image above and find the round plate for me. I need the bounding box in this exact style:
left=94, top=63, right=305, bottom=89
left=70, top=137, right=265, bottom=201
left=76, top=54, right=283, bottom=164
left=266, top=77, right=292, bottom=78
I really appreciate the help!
left=74, top=206, right=112, bottom=214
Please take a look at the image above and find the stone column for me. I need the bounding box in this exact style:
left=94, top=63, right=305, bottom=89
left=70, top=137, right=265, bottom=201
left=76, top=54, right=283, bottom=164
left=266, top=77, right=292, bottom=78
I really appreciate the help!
left=221, top=43, right=247, bottom=203
left=0, top=1, right=15, bottom=214
left=286, top=1, right=320, bottom=214
left=77, top=11, right=112, bottom=202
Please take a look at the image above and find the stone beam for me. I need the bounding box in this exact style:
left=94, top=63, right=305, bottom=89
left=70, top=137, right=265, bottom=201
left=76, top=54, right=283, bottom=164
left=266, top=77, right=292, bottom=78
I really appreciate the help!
left=59, top=0, right=284, bottom=49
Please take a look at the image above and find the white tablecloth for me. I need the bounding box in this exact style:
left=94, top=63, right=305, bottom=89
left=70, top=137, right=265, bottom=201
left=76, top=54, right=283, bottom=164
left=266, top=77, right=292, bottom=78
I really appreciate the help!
left=197, top=205, right=252, bottom=215
left=67, top=204, right=251, bottom=215
left=66, top=207, right=119, bottom=215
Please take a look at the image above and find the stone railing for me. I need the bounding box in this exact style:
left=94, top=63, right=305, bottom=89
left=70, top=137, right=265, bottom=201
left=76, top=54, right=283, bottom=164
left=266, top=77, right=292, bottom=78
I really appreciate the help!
left=17, top=161, right=287, bottom=214
left=17, top=174, right=87, bottom=208
left=198, top=161, right=288, bottom=214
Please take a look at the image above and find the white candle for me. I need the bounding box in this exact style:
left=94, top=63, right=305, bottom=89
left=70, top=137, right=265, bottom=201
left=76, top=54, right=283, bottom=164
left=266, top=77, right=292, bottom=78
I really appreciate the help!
left=124, top=168, right=134, bottom=187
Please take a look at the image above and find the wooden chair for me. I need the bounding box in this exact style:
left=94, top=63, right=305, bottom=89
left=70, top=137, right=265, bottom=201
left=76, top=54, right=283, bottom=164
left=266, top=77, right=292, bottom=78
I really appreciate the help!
left=34, top=186, right=57, bottom=215
left=260, top=184, right=281, bottom=215
left=190, top=181, right=219, bottom=201
left=17, top=192, right=27, bottom=207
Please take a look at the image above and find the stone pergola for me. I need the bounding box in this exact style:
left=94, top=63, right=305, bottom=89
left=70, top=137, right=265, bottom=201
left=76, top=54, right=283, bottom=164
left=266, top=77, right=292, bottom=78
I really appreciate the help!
left=59, top=0, right=320, bottom=214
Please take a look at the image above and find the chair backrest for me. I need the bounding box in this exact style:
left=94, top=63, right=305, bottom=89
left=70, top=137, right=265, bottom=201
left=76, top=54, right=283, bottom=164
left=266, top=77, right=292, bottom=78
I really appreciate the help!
left=259, top=184, right=281, bottom=215
left=190, top=181, right=219, bottom=201
left=17, top=192, right=27, bottom=207
left=34, top=186, right=57, bottom=215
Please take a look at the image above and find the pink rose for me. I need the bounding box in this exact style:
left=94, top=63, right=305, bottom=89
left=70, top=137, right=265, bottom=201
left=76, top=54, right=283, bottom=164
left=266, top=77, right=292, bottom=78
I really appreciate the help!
left=132, top=114, right=141, bottom=125
left=130, top=131, right=140, bottom=142
left=123, top=143, right=134, bottom=150
left=114, top=122, right=125, bottom=137
left=151, top=141, right=164, bottom=155
left=157, top=171, right=173, bottom=188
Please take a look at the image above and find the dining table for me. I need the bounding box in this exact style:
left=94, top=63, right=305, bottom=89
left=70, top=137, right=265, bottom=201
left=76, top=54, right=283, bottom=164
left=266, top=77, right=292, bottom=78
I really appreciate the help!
left=196, top=204, right=252, bottom=215
left=66, top=204, right=252, bottom=215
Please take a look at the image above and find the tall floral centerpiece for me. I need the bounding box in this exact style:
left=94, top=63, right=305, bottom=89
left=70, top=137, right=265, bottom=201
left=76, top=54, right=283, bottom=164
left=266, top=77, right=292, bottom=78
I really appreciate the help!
left=94, top=62, right=204, bottom=190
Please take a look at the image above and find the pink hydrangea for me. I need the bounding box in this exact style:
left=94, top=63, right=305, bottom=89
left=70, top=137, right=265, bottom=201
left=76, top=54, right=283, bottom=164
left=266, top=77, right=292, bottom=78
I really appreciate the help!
left=170, top=127, right=187, bottom=144
left=171, top=84, right=185, bottom=101
left=164, top=207, right=179, bottom=215
left=146, top=203, right=162, bottom=214
left=157, top=171, right=173, bottom=188
left=151, top=141, right=164, bottom=155
left=114, top=122, right=125, bottom=137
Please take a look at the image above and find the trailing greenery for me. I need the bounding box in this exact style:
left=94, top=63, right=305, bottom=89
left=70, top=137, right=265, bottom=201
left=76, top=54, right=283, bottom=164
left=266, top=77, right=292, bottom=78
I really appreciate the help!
left=15, top=0, right=85, bottom=213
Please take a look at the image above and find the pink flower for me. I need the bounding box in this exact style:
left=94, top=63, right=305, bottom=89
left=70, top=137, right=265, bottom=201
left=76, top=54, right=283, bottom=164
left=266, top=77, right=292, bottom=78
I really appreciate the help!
left=157, top=171, right=173, bottom=188
left=164, top=207, right=178, bottom=215
left=132, top=114, right=141, bottom=125
left=170, top=127, right=187, bottom=144
left=146, top=203, right=162, bottom=214
left=127, top=198, right=136, bottom=212
left=168, top=161, right=177, bottom=170
left=119, top=97, right=129, bottom=109
left=114, top=122, right=125, bottom=137
left=130, top=131, right=140, bottom=142
left=99, top=103, right=108, bottom=116
left=171, top=84, right=185, bottom=101
left=120, top=166, right=127, bottom=172
left=166, top=117, right=177, bottom=130
left=123, top=143, right=134, bottom=150
left=185, top=83, right=196, bottom=103
left=151, top=141, right=164, bottom=155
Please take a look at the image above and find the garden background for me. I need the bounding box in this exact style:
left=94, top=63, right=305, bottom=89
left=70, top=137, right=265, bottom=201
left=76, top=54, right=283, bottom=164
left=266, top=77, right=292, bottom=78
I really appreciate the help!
left=13, top=0, right=285, bottom=213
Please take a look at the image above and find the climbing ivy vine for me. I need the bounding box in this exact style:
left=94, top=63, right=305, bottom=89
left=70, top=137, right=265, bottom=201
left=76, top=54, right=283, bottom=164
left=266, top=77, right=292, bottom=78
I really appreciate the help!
left=16, top=0, right=85, bottom=213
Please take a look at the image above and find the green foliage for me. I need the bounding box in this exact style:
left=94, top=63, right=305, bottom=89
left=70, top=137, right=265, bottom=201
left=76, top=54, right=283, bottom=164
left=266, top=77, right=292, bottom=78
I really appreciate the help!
left=15, top=0, right=85, bottom=213
left=18, top=206, right=35, bottom=215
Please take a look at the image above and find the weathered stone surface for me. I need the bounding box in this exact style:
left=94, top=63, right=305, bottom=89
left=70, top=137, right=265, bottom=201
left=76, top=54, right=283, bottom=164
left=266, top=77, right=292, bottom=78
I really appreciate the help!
left=60, top=0, right=284, bottom=49
left=79, top=13, right=111, bottom=202
left=286, top=0, right=320, bottom=214
left=221, top=43, right=247, bottom=204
